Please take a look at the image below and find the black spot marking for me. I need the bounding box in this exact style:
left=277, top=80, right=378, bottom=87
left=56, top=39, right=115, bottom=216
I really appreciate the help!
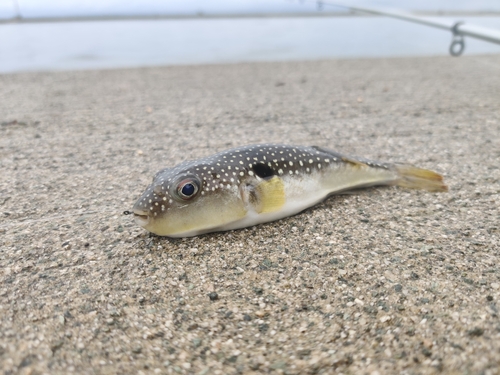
left=252, top=163, right=275, bottom=179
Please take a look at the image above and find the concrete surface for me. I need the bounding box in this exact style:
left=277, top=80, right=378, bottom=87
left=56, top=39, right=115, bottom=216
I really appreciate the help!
left=1, top=55, right=499, bottom=374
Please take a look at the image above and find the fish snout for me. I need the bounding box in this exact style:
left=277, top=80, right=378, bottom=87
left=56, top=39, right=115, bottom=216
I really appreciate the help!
left=132, top=193, right=152, bottom=227
left=132, top=206, right=150, bottom=227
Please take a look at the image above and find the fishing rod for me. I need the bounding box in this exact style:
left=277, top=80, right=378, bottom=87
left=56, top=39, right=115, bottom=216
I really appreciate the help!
left=304, top=0, right=500, bottom=56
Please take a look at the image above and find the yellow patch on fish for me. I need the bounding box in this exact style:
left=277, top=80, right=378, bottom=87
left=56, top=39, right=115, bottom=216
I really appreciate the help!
left=254, top=176, right=286, bottom=213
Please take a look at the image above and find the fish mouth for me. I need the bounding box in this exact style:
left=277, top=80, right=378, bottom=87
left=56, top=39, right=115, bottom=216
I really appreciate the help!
left=132, top=209, right=150, bottom=227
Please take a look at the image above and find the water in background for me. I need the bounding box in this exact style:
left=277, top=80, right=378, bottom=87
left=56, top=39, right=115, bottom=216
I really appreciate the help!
left=1, top=0, right=500, bottom=73
left=2, top=0, right=500, bottom=19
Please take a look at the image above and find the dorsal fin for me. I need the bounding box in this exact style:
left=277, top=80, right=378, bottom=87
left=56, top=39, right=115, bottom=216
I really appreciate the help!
left=311, top=145, right=370, bottom=168
left=310, top=145, right=345, bottom=160
left=340, top=156, right=368, bottom=168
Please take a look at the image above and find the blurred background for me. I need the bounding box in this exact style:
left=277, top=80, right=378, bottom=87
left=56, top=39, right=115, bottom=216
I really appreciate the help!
left=1, top=0, right=500, bottom=73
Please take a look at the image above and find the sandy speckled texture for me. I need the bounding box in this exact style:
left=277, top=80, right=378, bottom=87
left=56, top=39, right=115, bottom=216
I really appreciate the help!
left=1, top=55, right=499, bottom=374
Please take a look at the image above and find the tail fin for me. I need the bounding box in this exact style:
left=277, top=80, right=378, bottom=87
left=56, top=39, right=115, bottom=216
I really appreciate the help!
left=394, top=164, right=448, bottom=192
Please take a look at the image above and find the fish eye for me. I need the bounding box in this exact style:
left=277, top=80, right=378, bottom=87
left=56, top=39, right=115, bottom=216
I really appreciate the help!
left=181, top=183, right=195, bottom=196
left=176, top=178, right=200, bottom=200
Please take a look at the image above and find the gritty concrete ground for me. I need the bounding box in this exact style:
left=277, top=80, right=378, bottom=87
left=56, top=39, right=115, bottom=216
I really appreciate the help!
left=1, top=55, right=499, bottom=375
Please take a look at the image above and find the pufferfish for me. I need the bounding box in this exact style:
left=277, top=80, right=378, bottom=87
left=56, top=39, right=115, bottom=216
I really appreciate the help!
left=130, top=144, right=447, bottom=237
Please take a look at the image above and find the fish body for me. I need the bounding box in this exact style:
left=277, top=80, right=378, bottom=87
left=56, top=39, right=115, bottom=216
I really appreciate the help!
left=132, top=144, right=447, bottom=237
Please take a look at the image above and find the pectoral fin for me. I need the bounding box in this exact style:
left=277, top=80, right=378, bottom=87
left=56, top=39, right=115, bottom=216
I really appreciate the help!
left=240, top=176, right=286, bottom=214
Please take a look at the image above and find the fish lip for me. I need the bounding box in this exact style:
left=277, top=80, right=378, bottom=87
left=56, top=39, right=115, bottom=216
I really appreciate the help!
left=132, top=209, right=150, bottom=227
